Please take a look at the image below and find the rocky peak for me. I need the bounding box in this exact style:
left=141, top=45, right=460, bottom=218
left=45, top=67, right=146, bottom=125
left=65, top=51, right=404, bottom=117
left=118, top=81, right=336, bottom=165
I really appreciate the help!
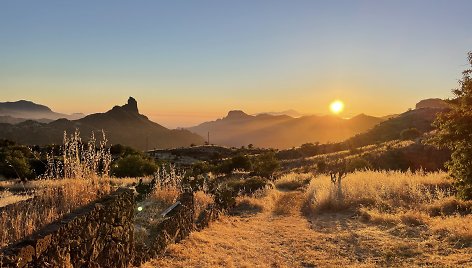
left=226, top=110, right=250, bottom=119
left=109, top=97, right=140, bottom=115
left=122, top=97, right=139, bottom=114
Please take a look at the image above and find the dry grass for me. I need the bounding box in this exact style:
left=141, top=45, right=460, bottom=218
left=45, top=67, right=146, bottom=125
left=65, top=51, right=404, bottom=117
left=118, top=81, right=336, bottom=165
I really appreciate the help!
left=142, top=171, right=472, bottom=267
left=430, top=215, right=472, bottom=245
left=194, top=190, right=214, bottom=219
left=274, top=173, right=311, bottom=191
left=272, top=192, right=304, bottom=216
left=304, top=170, right=472, bottom=246
left=304, top=170, right=452, bottom=214
left=0, top=177, right=110, bottom=248
left=0, top=191, right=31, bottom=208
left=233, top=188, right=280, bottom=215
left=0, top=130, right=114, bottom=249
left=142, top=211, right=351, bottom=268
left=143, top=187, right=472, bottom=267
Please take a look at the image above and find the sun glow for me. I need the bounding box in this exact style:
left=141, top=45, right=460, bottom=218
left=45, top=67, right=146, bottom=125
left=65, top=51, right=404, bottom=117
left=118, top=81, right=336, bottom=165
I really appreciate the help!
left=330, top=100, right=344, bottom=114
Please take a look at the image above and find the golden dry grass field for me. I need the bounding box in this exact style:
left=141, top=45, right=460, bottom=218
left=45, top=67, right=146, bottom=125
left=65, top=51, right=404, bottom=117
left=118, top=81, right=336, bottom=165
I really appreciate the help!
left=142, top=171, right=472, bottom=268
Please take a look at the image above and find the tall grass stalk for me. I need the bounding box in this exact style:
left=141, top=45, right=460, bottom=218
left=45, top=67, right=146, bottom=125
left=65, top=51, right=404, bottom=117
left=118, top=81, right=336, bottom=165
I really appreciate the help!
left=1, top=129, right=112, bottom=248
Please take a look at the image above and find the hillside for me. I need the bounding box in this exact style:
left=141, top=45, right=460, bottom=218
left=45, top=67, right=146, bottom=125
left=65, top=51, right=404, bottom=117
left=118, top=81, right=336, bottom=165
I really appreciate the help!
left=0, top=100, right=84, bottom=121
left=188, top=111, right=384, bottom=149
left=415, top=98, right=450, bottom=109
left=0, top=97, right=204, bottom=150
left=344, top=107, right=447, bottom=148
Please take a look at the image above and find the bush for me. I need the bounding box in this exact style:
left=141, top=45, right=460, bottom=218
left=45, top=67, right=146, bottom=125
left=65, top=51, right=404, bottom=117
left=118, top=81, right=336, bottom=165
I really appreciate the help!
left=110, top=144, right=140, bottom=157
left=213, top=186, right=237, bottom=210
left=231, top=154, right=252, bottom=171
left=0, top=147, right=32, bottom=179
left=111, top=155, right=158, bottom=177
left=190, top=161, right=213, bottom=177
left=252, top=152, right=280, bottom=178
left=214, top=154, right=252, bottom=175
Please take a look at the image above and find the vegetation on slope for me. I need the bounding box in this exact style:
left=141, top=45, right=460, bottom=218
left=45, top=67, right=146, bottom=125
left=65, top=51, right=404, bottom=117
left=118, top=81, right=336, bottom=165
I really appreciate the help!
left=429, top=52, right=472, bottom=199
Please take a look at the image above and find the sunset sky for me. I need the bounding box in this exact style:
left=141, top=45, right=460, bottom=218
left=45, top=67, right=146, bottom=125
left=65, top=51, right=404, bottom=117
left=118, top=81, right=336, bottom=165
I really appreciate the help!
left=1, top=1, right=471, bottom=128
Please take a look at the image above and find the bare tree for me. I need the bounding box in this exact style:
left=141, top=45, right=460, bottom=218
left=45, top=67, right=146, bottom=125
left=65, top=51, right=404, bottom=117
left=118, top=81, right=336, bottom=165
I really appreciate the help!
left=328, top=160, right=348, bottom=202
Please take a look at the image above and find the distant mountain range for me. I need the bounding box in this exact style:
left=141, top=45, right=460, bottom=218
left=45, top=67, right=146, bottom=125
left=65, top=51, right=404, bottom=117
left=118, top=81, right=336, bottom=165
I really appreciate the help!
left=0, top=100, right=84, bottom=123
left=188, top=98, right=451, bottom=149
left=254, top=109, right=305, bottom=118
left=0, top=97, right=449, bottom=150
left=0, top=97, right=204, bottom=150
left=188, top=110, right=385, bottom=149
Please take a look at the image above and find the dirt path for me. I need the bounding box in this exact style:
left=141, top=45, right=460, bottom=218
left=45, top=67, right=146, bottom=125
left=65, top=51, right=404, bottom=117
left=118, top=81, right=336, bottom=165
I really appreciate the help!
left=142, top=192, right=472, bottom=268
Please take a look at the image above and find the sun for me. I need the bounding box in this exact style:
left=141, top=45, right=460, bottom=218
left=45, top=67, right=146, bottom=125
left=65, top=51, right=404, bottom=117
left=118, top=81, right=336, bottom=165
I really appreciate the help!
left=330, top=100, right=344, bottom=114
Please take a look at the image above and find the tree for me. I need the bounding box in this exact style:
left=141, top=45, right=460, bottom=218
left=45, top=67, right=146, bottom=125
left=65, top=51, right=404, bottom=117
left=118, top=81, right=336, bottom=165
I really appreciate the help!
left=0, top=144, right=33, bottom=180
left=429, top=52, right=472, bottom=199
left=0, top=149, right=32, bottom=179
left=326, top=160, right=348, bottom=202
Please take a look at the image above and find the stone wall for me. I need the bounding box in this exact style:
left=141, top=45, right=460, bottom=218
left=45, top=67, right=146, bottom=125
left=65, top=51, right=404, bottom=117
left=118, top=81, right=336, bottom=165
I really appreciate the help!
left=195, top=204, right=222, bottom=230
left=1, top=189, right=222, bottom=268
left=132, top=192, right=195, bottom=266
left=1, top=188, right=135, bottom=268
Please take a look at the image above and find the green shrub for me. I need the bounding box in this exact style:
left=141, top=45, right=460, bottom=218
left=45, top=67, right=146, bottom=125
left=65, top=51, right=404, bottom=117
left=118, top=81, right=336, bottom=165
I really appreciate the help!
left=111, top=155, right=158, bottom=177
left=252, top=152, right=280, bottom=178
left=231, top=154, right=252, bottom=170
left=190, top=161, right=213, bottom=176
left=0, top=147, right=33, bottom=179
left=214, top=154, right=252, bottom=175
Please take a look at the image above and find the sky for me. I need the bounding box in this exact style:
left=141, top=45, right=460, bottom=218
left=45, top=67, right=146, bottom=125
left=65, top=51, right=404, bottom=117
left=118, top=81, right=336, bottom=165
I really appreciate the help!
left=1, top=0, right=471, bottom=128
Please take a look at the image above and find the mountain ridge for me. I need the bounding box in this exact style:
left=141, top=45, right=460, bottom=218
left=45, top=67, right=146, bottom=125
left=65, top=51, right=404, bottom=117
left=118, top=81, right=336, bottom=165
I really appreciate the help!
left=0, top=100, right=85, bottom=121
left=188, top=110, right=384, bottom=149
left=0, top=97, right=204, bottom=150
